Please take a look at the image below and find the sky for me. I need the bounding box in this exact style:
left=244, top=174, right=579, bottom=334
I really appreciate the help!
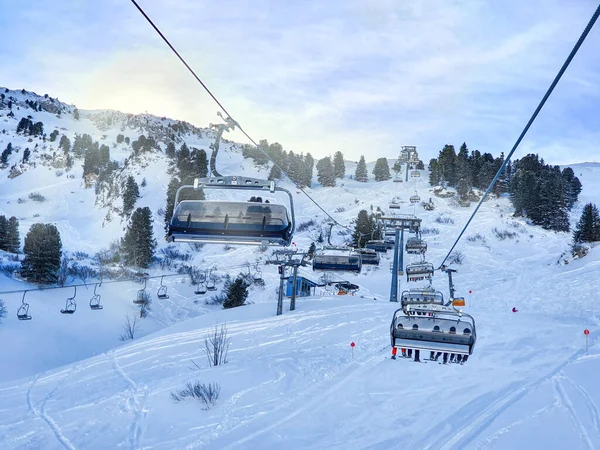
left=0, top=0, right=599, bottom=164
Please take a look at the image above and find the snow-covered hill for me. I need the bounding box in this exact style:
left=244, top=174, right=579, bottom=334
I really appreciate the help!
left=1, top=87, right=600, bottom=449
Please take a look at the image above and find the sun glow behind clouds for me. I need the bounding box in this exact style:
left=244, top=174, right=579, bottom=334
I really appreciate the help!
left=0, top=0, right=599, bottom=163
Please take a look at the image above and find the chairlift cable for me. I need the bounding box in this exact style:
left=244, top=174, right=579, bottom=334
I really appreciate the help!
left=439, top=2, right=600, bottom=269
left=128, top=0, right=352, bottom=232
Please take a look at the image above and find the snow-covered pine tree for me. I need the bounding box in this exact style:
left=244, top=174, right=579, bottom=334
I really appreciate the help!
left=573, top=203, right=600, bottom=243
left=121, top=207, right=156, bottom=269
left=122, top=176, right=140, bottom=217
left=0, top=216, right=6, bottom=250
left=5, top=216, right=20, bottom=253
left=372, top=157, right=391, bottom=181
left=21, top=223, right=62, bottom=283
left=355, top=156, right=368, bottom=182
left=316, top=156, right=336, bottom=187
left=428, top=158, right=441, bottom=186
left=223, top=277, right=249, bottom=309
left=352, top=210, right=373, bottom=247
left=333, top=151, right=345, bottom=179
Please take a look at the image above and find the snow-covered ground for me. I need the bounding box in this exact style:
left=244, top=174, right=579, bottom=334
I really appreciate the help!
left=1, top=90, right=600, bottom=448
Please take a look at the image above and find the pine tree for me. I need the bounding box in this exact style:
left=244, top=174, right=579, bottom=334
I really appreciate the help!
left=392, top=159, right=403, bottom=175
left=166, top=141, right=176, bottom=158
left=268, top=164, right=282, bottom=181
left=123, top=176, right=140, bottom=216
left=316, top=157, right=336, bottom=187
left=333, top=151, right=345, bottom=179
left=1, top=142, right=12, bottom=165
left=73, top=108, right=80, bottom=120
left=223, top=277, right=249, bottom=309
left=455, top=143, right=472, bottom=187
left=352, top=210, right=373, bottom=247
left=573, top=203, right=600, bottom=243
left=373, top=157, right=391, bottom=181
left=428, top=159, right=441, bottom=186
left=121, top=207, right=156, bottom=268
left=438, top=144, right=457, bottom=185
left=5, top=216, right=20, bottom=253
left=21, top=223, right=62, bottom=283
left=0, top=216, right=7, bottom=250
left=302, top=153, right=314, bottom=187
left=116, top=134, right=125, bottom=144
left=59, top=135, right=71, bottom=153
left=355, top=156, right=368, bottom=182
left=457, top=178, right=470, bottom=201
left=561, top=167, right=582, bottom=209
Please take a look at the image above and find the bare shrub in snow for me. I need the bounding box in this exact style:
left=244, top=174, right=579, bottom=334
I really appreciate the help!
left=447, top=250, right=465, bottom=265
left=137, top=290, right=152, bottom=318
left=56, top=256, right=72, bottom=287
left=435, top=215, right=454, bottom=224
left=297, top=219, right=316, bottom=232
left=70, top=263, right=98, bottom=284
left=420, top=227, right=440, bottom=235
left=203, top=323, right=230, bottom=367
left=334, top=206, right=346, bottom=213
left=28, top=192, right=46, bottom=202
left=205, top=293, right=227, bottom=306
left=73, top=251, right=89, bottom=260
left=492, top=228, right=518, bottom=240
left=0, top=298, right=7, bottom=323
left=55, top=169, right=64, bottom=177
left=0, top=263, right=20, bottom=277
left=466, top=233, right=486, bottom=243
left=223, top=244, right=235, bottom=251
left=170, top=381, right=220, bottom=409
left=119, top=314, right=140, bottom=341
left=178, top=264, right=203, bottom=285
left=257, top=244, right=268, bottom=253
left=571, top=242, right=589, bottom=259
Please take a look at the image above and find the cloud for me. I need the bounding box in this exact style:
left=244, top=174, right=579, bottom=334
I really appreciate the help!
left=0, top=0, right=599, bottom=164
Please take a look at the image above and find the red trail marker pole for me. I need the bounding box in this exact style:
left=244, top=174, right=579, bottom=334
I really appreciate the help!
left=584, top=329, right=590, bottom=355
left=350, top=341, right=355, bottom=359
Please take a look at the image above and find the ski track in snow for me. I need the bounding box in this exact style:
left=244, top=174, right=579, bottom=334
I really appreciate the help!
left=26, top=371, right=77, bottom=450
left=566, top=377, right=600, bottom=436
left=220, top=350, right=387, bottom=449
left=416, top=348, right=589, bottom=450
left=110, top=350, right=149, bottom=450
left=554, top=377, right=595, bottom=450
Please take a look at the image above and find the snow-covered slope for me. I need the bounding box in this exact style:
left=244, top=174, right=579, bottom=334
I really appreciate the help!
left=1, top=87, right=600, bottom=449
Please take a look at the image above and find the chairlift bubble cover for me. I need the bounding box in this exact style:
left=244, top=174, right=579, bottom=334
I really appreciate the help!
left=168, top=200, right=293, bottom=245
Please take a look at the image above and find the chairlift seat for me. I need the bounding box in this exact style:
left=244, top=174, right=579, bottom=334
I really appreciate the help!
left=89, top=294, right=103, bottom=310
left=406, top=237, right=427, bottom=254
left=168, top=200, right=293, bottom=246
left=406, top=262, right=435, bottom=281
left=17, top=304, right=32, bottom=320
left=365, top=240, right=388, bottom=253
left=157, top=286, right=169, bottom=299
left=313, top=255, right=362, bottom=273
left=410, top=195, right=420, bottom=204
left=390, top=309, right=476, bottom=355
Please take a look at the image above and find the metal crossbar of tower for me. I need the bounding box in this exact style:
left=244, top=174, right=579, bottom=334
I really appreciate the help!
left=266, top=250, right=308, bottom=315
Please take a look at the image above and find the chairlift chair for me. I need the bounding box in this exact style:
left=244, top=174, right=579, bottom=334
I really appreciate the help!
left=411, top=170, right=420, bottom=178
left=60, top=286, right=77, bottom=314
left=89, top=282, right=103, bottom=310
left=406, top=262, right=435, bottom=282
left=365, top=240, right=388, bottom=253
left=157, top=275, right=169, bottom=299
left=167, top=177, right=295, bottom=247
left=206, top=268, right=217, bottom=291
left=405, top=237, right=427, bottom=255
left=17, top=291, right=32, bottom=320
left=357, top=248, right=380, bottom=265
left=312, top=247, right=362, bottom=273
left=133, top=278, right=148, bottom=304
left=390, top=307, right=476, bottom=356
left=410, top=194, right=420, bottom=204
left=253, top=263, right=263, bottom=283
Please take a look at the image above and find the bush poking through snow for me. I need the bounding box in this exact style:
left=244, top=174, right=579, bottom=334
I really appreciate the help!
left=447, top=250, right=465, bottom=265
left=170, top=381, right=220, bottom=409
left=0, top=263, right=20, bottom=277
left=297, top=219, right=316, bottom=232
left=0, top=298, right=7, bottom=323
left=435, top=215, right=454, bottom=224
left=420, top=227, right=440, bottom=235
left=492, top=228, right=518, bottom=240
left=28, top=192, right=46, bottom=202
left=137, top=290, right=152, bottom=318
left=571, top=242, right=589, bottom=259
left=119, top=314, right=140, bottom=341
left=204, top=323, right=230, bottom=367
